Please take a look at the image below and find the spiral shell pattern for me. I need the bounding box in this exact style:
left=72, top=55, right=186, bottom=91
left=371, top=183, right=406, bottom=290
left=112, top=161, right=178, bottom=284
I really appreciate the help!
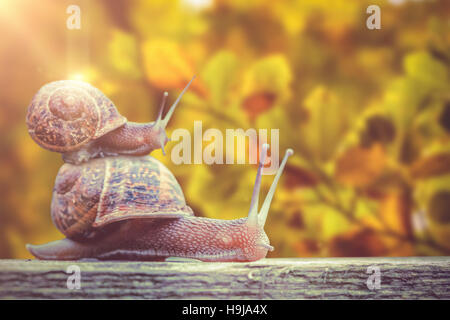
left=26, top=80, right=127, bottom=153
left=51, top=155, right=193, bottom=240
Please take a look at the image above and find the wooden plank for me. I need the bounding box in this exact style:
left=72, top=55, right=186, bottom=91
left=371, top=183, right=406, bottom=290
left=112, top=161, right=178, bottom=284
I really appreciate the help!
left=0, top=257, right=448, bottom=299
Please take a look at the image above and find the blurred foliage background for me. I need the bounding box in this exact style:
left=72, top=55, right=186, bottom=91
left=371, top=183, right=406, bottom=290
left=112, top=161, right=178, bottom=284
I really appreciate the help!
left=0, top=0, right=449, bottom=259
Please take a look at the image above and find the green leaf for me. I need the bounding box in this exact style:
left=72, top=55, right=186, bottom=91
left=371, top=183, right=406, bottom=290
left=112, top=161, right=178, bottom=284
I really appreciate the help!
left=404, top=51, right=448, bottom=89
left=108, top=30, right=142, bottom=79
left=383, top=77, right=428, bottom=130
left=300, top=86, right=348, bottom=161
left=202, top=51, right=239, bottom=109
left=241, top=54, right=292, bottom=100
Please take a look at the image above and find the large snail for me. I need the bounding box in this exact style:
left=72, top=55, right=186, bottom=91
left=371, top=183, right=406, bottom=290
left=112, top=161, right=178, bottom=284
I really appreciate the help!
left=26, top=144, right=293, bottom=262
left=26, top=77, right=195, bottom=164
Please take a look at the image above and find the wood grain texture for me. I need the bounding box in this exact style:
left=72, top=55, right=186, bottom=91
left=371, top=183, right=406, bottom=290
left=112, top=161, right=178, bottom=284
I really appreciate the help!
left=0, top=257, right=448, bottom=299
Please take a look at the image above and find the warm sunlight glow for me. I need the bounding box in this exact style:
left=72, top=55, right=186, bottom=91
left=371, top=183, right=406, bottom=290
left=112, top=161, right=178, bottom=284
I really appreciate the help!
left=181, top=0, right=213, bottom=11
left=68, top=73, right=86, bottom=81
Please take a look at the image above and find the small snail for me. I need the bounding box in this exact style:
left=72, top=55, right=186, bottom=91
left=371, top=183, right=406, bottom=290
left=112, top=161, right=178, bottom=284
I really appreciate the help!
left=26, top=144, right=293, bottom=262
left=26, top=77, right=195, bottom=164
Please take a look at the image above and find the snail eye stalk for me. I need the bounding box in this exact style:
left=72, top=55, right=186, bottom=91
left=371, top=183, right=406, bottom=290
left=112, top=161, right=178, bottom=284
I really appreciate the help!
left=258, top=148, right=293, bottom=227
left=160, top=75, right=196, bottom=129
left=153, top=76, right=196, bottom=156
left=247, top=143, right=269, bottom=227
left=155, top=91, right=168, bottom=125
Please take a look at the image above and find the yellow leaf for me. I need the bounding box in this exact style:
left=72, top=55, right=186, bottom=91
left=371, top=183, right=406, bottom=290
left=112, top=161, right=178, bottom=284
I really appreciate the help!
left=404, top=51, right=448, bottom=89
left=242, top=91, right=277, bottom=121
left=301, top=86, right=348, bottom=161
left=202, top=51, right=238, bottom=108
left=410, top=153, right=450, bottom=179
left=335, top=144, right=386, bottom=187
left=241, top=54, right=292, bottom=101
left=379, top=192, right=413, bottom=238
left=142, top=39, right=206, bottom=95
left=108, top=29, right=142, bottom=78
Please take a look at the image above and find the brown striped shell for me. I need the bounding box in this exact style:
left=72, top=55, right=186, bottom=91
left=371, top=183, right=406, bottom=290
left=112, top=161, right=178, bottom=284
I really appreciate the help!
left=26, top=80, right=127, bottom=153
left=51, top=155, right=193, bottom=240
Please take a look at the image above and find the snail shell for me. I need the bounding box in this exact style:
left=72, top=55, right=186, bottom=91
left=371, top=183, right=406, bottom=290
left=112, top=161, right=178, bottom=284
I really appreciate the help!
left=26, top=80, right=127, bottom=153
left=51, top=155, right=193, bottom=240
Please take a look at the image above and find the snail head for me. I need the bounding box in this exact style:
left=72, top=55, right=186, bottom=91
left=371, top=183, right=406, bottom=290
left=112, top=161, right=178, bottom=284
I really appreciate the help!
left=151, top=76, right=196, bottom=155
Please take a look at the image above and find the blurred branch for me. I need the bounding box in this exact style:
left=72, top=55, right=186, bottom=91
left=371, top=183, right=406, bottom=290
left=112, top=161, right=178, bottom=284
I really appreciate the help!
left=293, top=143, right=345, bottom=208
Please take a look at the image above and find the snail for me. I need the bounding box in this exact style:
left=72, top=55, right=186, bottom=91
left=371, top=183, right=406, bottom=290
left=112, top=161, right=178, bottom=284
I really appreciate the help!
left=26, top=144, right=293, bottom=262
left=26, top=77, right=195, bottom=164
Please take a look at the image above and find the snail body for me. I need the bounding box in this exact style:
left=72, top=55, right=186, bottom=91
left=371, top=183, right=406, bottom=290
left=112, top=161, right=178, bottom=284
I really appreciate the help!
left=26, top=78, right=194, bottom=164
left=27, top=146, right=293, bottom=262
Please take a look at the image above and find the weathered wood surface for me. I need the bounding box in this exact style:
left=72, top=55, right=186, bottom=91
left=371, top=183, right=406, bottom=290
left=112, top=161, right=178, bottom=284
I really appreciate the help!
left=0, top=257, right=448, bottom=299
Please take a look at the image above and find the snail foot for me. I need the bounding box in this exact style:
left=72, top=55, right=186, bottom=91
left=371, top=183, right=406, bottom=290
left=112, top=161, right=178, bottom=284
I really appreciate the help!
left=165, top=257, right=202, bottom=263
